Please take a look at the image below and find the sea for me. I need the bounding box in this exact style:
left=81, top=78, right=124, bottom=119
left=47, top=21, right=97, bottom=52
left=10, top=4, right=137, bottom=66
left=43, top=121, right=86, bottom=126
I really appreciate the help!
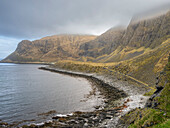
left=0, top=63, right=102, bottom=125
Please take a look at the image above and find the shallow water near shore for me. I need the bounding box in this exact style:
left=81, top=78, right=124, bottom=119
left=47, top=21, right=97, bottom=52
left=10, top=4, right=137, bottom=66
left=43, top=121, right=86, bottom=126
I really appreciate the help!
left=0, top=63, right=103, bottom=125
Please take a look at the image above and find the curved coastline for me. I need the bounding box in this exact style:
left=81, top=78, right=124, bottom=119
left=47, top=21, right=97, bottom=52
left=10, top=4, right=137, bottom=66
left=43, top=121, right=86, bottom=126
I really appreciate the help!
left=0, top=65, right=149, bottom=128
left=38, top=66, right=128, bottom=109
left=34, top=66, right=149, bottom=128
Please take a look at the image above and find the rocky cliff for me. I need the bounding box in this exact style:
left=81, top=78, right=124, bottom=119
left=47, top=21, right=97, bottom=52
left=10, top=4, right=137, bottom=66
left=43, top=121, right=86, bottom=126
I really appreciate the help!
left=80, top=11, right=170, bottom=62
left=119, top=55, right=170, bottom=127
left=2, top=35, right=96, bottom=62
left=2, top=11, right=170, bottom=64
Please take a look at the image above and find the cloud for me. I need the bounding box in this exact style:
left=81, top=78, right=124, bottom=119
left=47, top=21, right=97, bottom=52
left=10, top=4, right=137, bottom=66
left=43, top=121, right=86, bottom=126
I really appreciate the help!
left=0, top=36, right=20, bottom=58
left=0, top=0, right=169, bottom=39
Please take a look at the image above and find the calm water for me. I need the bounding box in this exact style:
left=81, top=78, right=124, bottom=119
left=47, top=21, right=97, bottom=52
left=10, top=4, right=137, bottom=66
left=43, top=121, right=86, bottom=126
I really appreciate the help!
left=0, top=63, right=102, bottom=125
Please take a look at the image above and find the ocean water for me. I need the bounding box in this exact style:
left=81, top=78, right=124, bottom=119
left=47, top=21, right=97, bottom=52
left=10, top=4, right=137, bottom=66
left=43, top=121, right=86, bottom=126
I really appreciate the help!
left=0, top=63, right=102, bottom=125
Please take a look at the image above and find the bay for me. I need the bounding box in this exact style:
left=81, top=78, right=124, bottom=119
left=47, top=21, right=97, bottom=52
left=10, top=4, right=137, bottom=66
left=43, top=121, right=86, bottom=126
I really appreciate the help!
left=0, top=63, right=102, bottom=125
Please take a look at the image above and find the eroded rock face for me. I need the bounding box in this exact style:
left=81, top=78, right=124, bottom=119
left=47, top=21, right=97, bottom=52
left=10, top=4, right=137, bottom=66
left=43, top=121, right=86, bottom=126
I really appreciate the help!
left=2, top=35, right=96, bottom=62
left=2, top=11, right=170, bottom=63
left=80, top=11, right=170, bottom=61
left=145, top=73, right=165, bottom=108
left=79, top=27, right=125, bottom=58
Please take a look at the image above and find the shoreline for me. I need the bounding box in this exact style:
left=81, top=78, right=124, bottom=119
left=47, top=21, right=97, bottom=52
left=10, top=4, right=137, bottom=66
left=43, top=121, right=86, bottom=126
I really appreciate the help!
left=34, top=66, right=149, bottom=128
left=39, top=66, right=128, bottom=108
left=0, top=66, right=149, bottom=128
left=0, top=61, right=50, bottom=65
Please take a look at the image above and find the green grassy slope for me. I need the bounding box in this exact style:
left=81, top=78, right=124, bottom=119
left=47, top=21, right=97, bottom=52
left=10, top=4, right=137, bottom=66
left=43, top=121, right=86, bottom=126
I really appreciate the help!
left=107, top=39, right=170, bottom=86
left=120, top=55, right=170, bottom=128
left=80, top=11, right=170, bottom=62
left=2, top=35, right=96, bottom=62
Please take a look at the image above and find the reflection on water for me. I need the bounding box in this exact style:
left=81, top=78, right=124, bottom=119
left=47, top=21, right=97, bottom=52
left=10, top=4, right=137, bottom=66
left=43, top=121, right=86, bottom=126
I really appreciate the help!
left=0, top=63, right=16, bottom=65
left=0, top=64, right=102, bottom=125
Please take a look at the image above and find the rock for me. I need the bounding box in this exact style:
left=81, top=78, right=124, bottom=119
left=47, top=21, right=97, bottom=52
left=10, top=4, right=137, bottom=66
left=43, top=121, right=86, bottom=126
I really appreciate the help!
left=93, top=118, right=100, bottom=123
left=87, top=118, right=93, bottom=123
left=67, top=119, right=77, bottom=124
left=58, top=117, right=68, bottom=122
left=73, top=111, right=84, bottom=115
left=81, top=114, right=90, bottom=118
left=76, top=117, right=84, bottom=121
left=72, top=123, right=83, bottom=128
left=0, top=122, right=8, bottom=125
left=52, top=116, right=59, bottom=119
left=84, top=122, right=88, bottom=127
left=95, top=106, right=100, bottom=109
left=84, top=118, right=88, bottom=122
left=29, top=124, right=37, bottom=128
left=105, top=115, right=112, bottom=119
left=99, top=113, right=106, bottom=120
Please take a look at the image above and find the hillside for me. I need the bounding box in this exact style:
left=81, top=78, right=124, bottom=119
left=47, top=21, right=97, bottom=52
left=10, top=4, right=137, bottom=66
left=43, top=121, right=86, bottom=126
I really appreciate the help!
left=52, top=38, right=169, bottom=87
left=109, top=38, right=170, bottom=86
left=1, top=9, right=170, bottom=128
left=79, top=27, right=125, bottom=59
left=119, top=56, right=170, bottom=128
left=80, top=11, right=170, bottom=62
left=2, top=35, right=96, bottom=62
left=2, top=11, right=170, bottom=64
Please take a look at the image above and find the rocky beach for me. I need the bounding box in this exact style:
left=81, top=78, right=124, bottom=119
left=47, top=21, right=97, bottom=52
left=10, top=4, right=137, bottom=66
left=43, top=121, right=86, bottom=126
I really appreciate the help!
left=0, top=1, right=169, bottom=127
left=12, top=66, right=149, bottom=128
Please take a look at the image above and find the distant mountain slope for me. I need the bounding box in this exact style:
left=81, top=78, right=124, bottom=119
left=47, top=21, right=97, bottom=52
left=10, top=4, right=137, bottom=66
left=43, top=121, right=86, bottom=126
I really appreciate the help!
left=2, top=11, right=170, bottom=64
left=79, top=27, right=125, bottom=58
left=2, top=35, right=96, bottom=62
left=111, top=38, right=170, bottom=86
left=80, top=11, right=170, bottom=62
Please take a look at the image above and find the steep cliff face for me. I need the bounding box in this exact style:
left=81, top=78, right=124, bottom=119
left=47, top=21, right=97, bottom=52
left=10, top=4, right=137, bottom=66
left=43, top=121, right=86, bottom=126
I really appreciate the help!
left=80, top=11, right=170, bottom=62
left=2, top=11, right=170, bottom=63
left=79, top=27, right=125, bottom=58
left=3, top=35, right=96, bottom=62
left=123, top=11, right=170, bottom=48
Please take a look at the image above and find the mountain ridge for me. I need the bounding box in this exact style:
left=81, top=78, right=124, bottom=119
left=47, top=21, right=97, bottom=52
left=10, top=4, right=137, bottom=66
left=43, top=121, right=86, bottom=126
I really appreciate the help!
left=1, top=10, right=170, bottom=128
left=80, top=11, right=170, bottom=62
left=2, top=35, right=96, bottom=62
left=2, top=11, right=170, bottom=64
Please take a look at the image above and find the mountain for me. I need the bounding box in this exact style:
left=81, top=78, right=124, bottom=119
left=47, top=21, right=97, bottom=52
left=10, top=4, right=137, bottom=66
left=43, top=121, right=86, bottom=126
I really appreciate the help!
left=79, top=27, right=125, bottom=59
left=111, top=38, right=170, bottom=86
left=2, top=35, right=96, bottom=62
left=2, top=11, right=170, bottom=64
left=120, top=57, right=170, bottom=127
left=80, top=11, right=170, bottom=62
left=1, top=10, right=170, bottom=128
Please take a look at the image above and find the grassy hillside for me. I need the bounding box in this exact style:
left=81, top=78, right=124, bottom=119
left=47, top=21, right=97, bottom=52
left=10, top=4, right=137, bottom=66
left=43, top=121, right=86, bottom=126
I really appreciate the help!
left=107, top=38, right=170, bottom=86
left=54, top=38, right=170, bottom=87
left=1, top=9, right=169, bottom=128
left=53, top=60, right=117, bottom=73
left=79, top=27, right=125, bottom=58
left=53, top=52, right=170, bottom=128
left=2, top=11, right=170, bottom=64
left=80, top=11, right=170, bottom=62
left=120, top=55, right=170, bottom=128
left=2, top=35, right=96, bottom=62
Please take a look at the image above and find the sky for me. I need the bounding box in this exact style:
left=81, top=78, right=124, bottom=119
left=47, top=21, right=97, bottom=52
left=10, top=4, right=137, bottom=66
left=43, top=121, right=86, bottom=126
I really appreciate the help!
left=0, top=0, right=170, bottom=59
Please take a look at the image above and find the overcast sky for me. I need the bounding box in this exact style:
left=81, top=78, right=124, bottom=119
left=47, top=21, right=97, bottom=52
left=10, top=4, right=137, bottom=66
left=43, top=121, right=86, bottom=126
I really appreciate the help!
left=0, top=0, right=170, bottom=59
